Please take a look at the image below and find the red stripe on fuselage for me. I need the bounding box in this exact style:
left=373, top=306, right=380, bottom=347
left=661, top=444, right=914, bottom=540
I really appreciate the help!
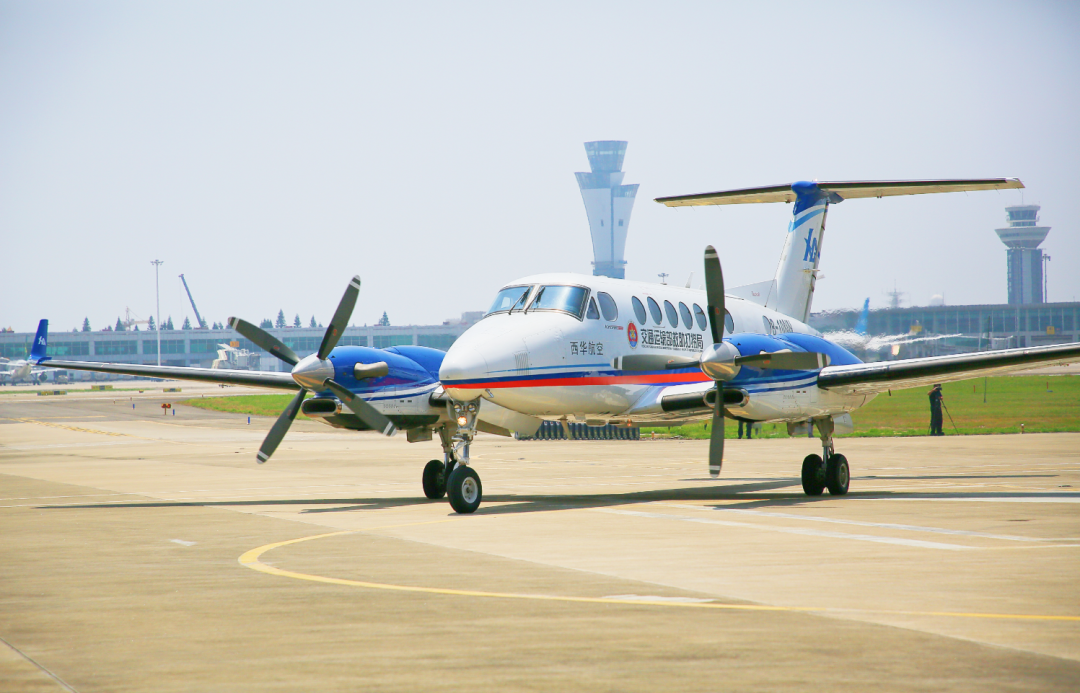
left=446, top=372, right=712, bottom=390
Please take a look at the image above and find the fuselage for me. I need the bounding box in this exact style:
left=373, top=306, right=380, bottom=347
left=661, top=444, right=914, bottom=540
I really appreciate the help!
left=440, top=273, right=873, bottom=425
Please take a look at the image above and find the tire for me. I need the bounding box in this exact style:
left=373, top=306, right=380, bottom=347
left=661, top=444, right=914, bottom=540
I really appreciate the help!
left=422, top=459, right=447, bottom=500
left=446, top=465, right=482, bottom=514
left=826, top=454, right=850, bottom=496
left=801, top=454, right=825, bottom=496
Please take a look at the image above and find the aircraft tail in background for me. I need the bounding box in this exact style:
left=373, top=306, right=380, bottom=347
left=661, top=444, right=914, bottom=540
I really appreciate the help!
left=30, top=319, right=49, bottom=361
left=854, top=298, right=870, bottom=336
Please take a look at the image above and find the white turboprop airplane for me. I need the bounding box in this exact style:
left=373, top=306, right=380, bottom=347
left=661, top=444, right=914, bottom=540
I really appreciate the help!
left=32, top=178, right=1080, bottom=515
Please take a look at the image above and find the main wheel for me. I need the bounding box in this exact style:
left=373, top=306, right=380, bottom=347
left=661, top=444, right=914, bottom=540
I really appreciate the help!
left=826, top=453, right=850, bottom=495
left=422, top=459, right=447, bottom=499
left=446, top=465, right=482, bottom=514
left=801, top=454, right=825, bottom=496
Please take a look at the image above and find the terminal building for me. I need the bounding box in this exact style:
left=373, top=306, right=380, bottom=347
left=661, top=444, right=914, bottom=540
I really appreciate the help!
left=0, top=314, right=481, bottom=380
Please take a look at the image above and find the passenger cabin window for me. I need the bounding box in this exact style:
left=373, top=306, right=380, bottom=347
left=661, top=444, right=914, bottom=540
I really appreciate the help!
left=664, top=300, right=678, bottom=328
left=529, top=285, right=589, bottom=319
left=725, top=311, right=735, bottom=334
left=487, top=285, right=532, bottom=315
left=632, top=296, right=647, bottom=324
left=597, top=292, right=618, bottom=321
left=647, top=297, right=662, bottom=324
left=586, top=297, right=600, bottom=320
left=693, top=304, right=707, bottom=330
left=679, top=302, right=692, bottom=329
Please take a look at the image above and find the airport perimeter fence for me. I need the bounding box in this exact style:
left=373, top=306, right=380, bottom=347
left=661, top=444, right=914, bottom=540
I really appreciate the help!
left=520, top=420, right=640, bottom=441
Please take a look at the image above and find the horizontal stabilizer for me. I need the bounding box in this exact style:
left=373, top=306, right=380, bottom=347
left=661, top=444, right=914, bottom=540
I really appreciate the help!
left=655, top=178, right=1023, bottom=207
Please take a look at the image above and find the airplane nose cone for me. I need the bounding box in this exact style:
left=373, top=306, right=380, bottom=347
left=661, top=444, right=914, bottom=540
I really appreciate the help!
left=440, top=345, right=488, bottom=401
left=291, top=354, right=335, bottom=390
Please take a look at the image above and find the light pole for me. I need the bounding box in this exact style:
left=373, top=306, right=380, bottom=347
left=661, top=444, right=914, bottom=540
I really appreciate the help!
left=151, top=259, right=163, bottom=367
left=657, top=273, right=669, bottom=285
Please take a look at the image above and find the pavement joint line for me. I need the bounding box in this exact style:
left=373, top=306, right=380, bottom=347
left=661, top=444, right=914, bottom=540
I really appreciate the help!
left=7, top=417, right=180, bottom=443
left=0, top=635, right=79, bottom=692
left=238, top=529, right=1080, bottom=623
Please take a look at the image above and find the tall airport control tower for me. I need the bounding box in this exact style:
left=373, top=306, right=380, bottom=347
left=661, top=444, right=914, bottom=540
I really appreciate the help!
left=575, top=141, right=639, bottom=279
left=995, top=205, right=1050, bottom=304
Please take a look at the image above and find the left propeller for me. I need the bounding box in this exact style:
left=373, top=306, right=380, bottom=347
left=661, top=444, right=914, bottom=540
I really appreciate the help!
left=228, top=275, right=397, bottom=464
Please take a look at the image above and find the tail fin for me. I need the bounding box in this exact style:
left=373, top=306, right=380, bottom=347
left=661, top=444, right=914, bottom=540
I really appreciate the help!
left=767, top=181, right=834, bottom=321
left=30, top=319, right=49, bottom=361
left=854, top=298, right=870, bottom=335
left=655, top=178, right=1024, bottom=322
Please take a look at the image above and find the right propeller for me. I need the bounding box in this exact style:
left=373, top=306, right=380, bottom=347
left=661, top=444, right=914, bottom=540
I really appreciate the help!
left=228, top=275, right=397, bottom=464
left=703, top=245, right=727, bottom=478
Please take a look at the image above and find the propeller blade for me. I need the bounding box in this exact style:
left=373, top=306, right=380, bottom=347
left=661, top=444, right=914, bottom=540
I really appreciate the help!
left=322, top=378, right=397, bottom=436
left=228, top=317, right=300, bottom=366
left=704, top=246, right=725, bottom=345
left=613, top=354, right=700, bottom=372
left=708, top=385, right=724, bottom=477
left=257, top=389, right=306, bottom=463
left=736, top=351, right=830, bottom=370
left=318, top=276, right=361, bottom=360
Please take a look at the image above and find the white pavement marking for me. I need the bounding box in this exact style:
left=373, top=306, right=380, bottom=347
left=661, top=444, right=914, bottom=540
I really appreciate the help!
left=170, top=539, right=196, bottom=546
left=673, top=506, right=1078, bottom=543
left=853, top=496, right=1080, bottom=503
left=593, top=508, right=974, bottom=551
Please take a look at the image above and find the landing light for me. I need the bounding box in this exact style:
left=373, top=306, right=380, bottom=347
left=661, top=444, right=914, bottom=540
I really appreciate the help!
left=457, top=416, right=468, bottom=426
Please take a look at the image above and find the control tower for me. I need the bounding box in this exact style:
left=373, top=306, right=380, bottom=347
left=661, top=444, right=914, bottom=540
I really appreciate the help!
left=575, top=141, right=638, bottom=279
left=995, top=205, right=1050, bottom=304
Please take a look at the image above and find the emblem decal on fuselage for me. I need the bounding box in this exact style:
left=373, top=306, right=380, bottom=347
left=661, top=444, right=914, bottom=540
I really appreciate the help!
left=627, top=322, right=638, bottom=348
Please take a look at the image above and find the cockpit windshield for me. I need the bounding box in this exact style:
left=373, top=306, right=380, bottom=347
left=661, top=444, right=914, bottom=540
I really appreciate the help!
left=486, top=285, right=532, bottom=315
left=528, top=285, right=589, bottom=319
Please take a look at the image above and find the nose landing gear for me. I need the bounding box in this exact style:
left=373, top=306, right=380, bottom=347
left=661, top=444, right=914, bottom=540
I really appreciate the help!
left=428, top=400, right=482, bottom=514
left=800, top=417, right=849, bottom=496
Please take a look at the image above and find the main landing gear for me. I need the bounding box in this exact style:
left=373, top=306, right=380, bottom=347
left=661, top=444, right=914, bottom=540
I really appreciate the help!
left=422, top=401, right=484, bottom=514
left=799, top=416, right=849, bottom=497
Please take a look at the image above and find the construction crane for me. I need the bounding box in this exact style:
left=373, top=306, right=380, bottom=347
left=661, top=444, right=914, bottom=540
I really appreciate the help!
left=178, top=274, right=208, bottom=329
left=122, top=307, right=150, bottom=330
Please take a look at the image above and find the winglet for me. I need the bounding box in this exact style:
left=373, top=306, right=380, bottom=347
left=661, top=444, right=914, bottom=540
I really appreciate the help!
left=30, top=319, right=49, bottom=362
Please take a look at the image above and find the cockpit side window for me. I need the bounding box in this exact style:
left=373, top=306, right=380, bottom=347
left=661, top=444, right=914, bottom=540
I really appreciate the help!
left=693, top=303, right=707, bottom=330
left=726, top=311, right=735, bottom=334
left=597, top=292, right=618, bottom=321
left=586, top=297, right=600, bottom=320
left=486, top=285, right=532, bottom=316
left=646, top=297, right=662, bottom=325
left=663, top=300, right=678, bottom=328
left=529, top=285, right=589, bottom=319
left=632, top=296, right=647, bottom=324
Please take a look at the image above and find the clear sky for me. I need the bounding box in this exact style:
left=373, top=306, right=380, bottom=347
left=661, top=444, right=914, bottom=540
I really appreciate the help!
left=2, top=1, right=1077, bottom=333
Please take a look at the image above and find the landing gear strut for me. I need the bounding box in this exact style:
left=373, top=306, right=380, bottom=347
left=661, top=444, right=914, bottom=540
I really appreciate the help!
left=800, top=417, right=849, bottom=496
left=444, top=400, right=483, bottom=514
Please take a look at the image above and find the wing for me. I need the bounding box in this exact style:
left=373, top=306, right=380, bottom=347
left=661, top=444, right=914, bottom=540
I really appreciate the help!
left=817, top=342, right=1080, bottom=396
left=38, top=359, right=299, bottom=390
left=655, top=178, right=1023, bottom=207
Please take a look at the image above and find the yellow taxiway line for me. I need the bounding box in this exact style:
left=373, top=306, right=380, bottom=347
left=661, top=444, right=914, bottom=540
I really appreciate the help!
left=239, top=524, right=1080, bottom=623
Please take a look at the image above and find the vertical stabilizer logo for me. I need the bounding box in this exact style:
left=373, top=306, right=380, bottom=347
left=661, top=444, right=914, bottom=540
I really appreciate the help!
left=627, top=322, right=638, bottom=348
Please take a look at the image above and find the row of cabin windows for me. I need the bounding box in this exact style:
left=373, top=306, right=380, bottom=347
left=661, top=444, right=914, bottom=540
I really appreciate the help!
left=487, top=284, right=735, bottom=334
